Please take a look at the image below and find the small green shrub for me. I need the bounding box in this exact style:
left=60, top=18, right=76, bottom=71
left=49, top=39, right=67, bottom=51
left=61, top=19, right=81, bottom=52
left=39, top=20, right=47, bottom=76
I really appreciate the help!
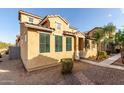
left=5, top=50, right=9, bottom=55
left=0, top=53, right=2, bottom=58
left=61, top=58, right=73, bottom=74
left=106, top=50, right=111, bottom=55
left=116, top=49, right=120, bottom=53
left=98, top=51, right=107, bottom=59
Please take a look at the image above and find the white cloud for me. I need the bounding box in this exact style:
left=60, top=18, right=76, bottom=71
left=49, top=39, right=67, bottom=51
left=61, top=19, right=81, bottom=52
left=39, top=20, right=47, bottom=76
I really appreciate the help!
left=108, top=14, right=112, bottom=17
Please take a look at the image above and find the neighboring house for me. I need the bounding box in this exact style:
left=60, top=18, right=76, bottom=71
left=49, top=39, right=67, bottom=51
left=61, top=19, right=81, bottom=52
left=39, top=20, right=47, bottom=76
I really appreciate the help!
left=86, top=27, right=105, bottom=51
left=18, top=10, right=97, bottom=71
left=86, top=27, right=116, bottom=52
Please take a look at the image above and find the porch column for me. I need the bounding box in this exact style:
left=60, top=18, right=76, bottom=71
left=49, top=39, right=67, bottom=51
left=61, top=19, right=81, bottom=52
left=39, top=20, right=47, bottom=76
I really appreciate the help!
left=75, top=36, right=80, bottom=60
left=83, top=38, right=85, bottom=52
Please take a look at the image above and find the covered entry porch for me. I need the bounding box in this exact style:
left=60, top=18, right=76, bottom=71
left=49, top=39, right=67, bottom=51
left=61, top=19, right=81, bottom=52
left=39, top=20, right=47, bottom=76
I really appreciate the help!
left=74, top=32, right=85, bottom=60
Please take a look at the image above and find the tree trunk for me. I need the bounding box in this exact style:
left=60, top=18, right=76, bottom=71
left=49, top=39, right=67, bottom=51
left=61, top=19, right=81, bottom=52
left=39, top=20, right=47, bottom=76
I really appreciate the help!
left=121, top=46, right=124, bottom=64
left=96, top=43, right=99, bottom=60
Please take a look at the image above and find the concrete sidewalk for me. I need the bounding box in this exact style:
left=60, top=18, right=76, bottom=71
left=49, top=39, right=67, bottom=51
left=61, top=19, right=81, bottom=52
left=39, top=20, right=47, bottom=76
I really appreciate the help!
left=80, top=54, right=124, bottom=70
left=99, top=54, right=121, bottom=65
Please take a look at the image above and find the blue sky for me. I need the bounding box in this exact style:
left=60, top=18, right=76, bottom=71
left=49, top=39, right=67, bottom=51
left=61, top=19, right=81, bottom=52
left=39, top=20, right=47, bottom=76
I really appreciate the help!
left=0, top=8, right=124, bottom=43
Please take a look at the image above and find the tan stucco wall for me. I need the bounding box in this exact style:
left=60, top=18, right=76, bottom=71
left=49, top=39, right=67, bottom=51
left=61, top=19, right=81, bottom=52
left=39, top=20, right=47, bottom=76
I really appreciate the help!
left=48, top=17, right=76, bottom=33
left=20, top=13, right=41, bottom=24
left=48, top=17, right=69, bottom=31
left=82, top=40, right=97, bottom=58
left=26, top=28, right=74, bottom=70
left=27, top=28, right=75, bottom=61
left=19, top=12, right=98, bottom=71
left=40, top=34, right=75, bottom=61
left=19, top=14, right=77, bottom=70
left=27, top=28, right=39, bottom=60
left=20, top=24, right=28, bottom=68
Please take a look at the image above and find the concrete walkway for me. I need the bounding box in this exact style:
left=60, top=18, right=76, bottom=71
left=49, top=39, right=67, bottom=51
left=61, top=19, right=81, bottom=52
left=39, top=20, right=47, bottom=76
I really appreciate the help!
left=80, top=54, right=124, bottom=70
left=99, top=54, right=121, bottom=65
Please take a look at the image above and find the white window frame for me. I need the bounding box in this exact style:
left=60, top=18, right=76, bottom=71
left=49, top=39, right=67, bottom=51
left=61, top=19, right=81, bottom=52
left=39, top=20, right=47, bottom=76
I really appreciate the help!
left=28, top=17, right=33, bottom=23
left=55, top=22, right=61, bottom=30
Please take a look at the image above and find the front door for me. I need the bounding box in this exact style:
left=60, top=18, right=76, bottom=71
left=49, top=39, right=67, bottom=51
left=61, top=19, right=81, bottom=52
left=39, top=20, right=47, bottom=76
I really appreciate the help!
left=78, top=38, right=83, bottom=58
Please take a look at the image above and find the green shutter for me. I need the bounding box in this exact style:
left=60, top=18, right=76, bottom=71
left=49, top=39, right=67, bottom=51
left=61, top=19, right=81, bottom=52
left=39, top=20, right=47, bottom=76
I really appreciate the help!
left=40, top=33, right=50, bottom=53
left=66, top=37, right=72, bottom=51
left=46, top=34, right=50, bottom=52
left=55, top=36, right=57, bottom=52
left=59, top=36, right=62, bottom=51
left=55, top=35, right=62, bottom=52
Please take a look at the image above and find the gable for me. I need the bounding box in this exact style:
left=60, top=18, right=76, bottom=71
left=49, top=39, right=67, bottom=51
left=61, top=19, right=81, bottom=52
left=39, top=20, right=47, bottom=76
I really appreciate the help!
left=75, top=32, right=85, bottom=38
left=87, top=27, right=103, bottom=37
left=49, top=16, right=68, bottom=26
left=19, top=10, right=42, bottom=24
left=40, top=15, right=68, bottom=25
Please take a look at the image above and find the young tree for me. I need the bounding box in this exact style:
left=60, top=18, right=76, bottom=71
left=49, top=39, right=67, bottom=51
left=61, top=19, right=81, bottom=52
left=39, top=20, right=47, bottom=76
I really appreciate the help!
left=115, top=30, right=124, bottom=64
left=103, top=23, right=116, bottom=39
left=103, top=23, right=116, bottom=53
left=93, top=29, right=104, bottom=60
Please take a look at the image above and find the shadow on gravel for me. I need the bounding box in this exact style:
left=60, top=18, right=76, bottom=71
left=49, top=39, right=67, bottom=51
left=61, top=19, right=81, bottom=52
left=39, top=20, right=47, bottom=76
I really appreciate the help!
left=62, top=73, right=81, bottom=85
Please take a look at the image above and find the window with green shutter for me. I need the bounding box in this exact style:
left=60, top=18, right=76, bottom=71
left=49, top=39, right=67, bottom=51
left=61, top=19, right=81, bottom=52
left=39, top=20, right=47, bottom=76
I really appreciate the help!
left=39, top=33, right=50, bottom=53
left=55, top=35, right=62, bottom=52
left=66, top=37, right=72, bottom=51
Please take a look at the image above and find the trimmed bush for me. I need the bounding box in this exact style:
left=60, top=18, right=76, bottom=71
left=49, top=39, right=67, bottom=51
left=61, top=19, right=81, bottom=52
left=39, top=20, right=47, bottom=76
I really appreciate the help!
left=106, top=50, right=111, bottom=55
left=61, top=58, right=73, bottom=74
left=0, top=53, right=2, bottom=58
left=116, top=49, right=120, bottom=53
left=98, top=51, right=107, bottom=59
left=5, top=50, right=9, bottom=55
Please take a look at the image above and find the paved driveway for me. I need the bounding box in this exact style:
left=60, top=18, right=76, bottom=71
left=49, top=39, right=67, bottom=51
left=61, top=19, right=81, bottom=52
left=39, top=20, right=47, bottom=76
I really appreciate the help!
left=0, top=55, right=124, bottom=85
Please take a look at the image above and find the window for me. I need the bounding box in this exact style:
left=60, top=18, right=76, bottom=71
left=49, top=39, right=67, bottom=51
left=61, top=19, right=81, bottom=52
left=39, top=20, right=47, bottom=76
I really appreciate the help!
left=55, top=35, right=62, bottom=52
left=66, top=37, right=72, bottom=51
left=28, top=17, right=33, bottom=23
left=39, top=33, right=50, bottom=53
left=56, top=22, right=61, bottom=29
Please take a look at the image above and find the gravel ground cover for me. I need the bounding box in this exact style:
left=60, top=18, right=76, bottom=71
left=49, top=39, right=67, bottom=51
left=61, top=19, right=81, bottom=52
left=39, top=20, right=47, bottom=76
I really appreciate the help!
left=112, top=58, right=124, bottom=66
left=0, top=55, right=124, bottom=85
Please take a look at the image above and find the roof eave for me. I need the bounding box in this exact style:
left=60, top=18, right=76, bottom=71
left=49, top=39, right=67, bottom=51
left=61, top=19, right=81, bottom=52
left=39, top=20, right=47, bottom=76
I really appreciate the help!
left=19, top=10, right=43, bottom=21
left=24, top=23, right=53, bottom=32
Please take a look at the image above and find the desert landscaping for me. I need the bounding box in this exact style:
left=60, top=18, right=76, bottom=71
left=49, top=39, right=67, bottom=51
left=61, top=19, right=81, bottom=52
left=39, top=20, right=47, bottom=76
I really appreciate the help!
left=0, top=53, right=124, bottom=85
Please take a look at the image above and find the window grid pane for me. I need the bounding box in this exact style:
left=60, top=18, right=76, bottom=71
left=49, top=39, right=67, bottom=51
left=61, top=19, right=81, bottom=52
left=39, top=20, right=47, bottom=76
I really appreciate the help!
left=55, top=35, right=62, bottom=52
left=29, top=17, right=33, bottom=23
left=66, top=37, right=72, bottom=51
left=56, top=22, right=61, bottom=29
left=40, top=33, right=50, bottom=53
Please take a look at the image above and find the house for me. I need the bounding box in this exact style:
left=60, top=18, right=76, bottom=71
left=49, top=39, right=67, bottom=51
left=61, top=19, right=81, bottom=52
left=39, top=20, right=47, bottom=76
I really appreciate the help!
left=18, top=10, right=97, bottom=71
left=86, top=27, right=116, bottom=52
left=86, top=27, right=105, bottom=51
